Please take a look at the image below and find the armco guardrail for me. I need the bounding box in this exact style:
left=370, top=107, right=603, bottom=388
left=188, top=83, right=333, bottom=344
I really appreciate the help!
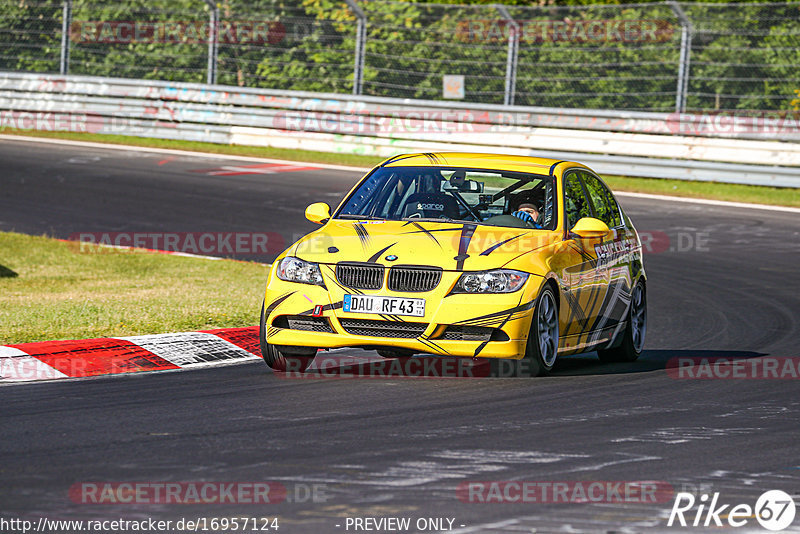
left=1, top=72, right=798, bottom=187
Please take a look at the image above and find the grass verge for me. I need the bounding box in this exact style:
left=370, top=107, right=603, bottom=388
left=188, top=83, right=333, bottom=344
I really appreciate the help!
left=0, top=232, right=268, bottom=344
left=603, top=175, right=800, bottom=208
left=3, top=129, right=799, bottom=208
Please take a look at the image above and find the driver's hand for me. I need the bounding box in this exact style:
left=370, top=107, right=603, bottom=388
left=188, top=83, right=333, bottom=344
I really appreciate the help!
left=512, top=210, right=538, bottom=227
left=511, top=210, right=536, bottom=224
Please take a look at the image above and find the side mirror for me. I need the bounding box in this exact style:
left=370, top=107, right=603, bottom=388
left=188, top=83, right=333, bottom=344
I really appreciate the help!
left=570, top=217, right=610, bottom=239
left=305, top=202, right=331, bottom=224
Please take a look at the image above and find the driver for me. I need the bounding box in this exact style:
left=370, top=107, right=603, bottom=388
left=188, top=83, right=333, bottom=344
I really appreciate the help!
left=511, top=203, right=543, bottom=228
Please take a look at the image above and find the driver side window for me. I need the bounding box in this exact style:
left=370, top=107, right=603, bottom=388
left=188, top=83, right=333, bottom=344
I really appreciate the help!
left=564, top=173, right=593, bottom=229
left=581, top=172, right=621, bottom=229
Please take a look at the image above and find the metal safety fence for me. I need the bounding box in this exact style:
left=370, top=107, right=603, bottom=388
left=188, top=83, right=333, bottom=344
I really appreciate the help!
left=1, top=1, right=799, bottom=113
left=2, top=72, right=799, bottom=187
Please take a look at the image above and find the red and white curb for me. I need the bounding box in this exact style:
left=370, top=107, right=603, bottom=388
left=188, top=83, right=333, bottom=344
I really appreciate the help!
left=0, top=327, right=262, bottom=383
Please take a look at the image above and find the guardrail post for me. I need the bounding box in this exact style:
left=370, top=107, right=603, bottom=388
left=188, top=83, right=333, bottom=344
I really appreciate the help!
left=494, top=4, right=519, bottom=107
left=345, top=0, right=366, bottom=95
left=669, top=1, right=692, bottom=113
left=60, top=0, right=72, bottom=75
left=203, top=0, right=219, bottom=85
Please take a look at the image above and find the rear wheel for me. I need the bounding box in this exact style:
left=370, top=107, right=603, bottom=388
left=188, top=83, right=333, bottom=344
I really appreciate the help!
left=520, top=285, right=559, bottom=377
left=597, top=280, right=646, bottom=363
left=259, top=302, right=316, bottom=372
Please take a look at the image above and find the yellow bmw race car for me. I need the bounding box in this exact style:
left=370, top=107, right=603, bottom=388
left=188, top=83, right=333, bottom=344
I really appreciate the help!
left=259, top=152, right=646, bottom=376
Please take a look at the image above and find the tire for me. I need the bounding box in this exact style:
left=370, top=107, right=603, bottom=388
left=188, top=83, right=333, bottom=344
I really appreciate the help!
left=259, top=301, right=316, bottom=372
left=520, top=284, right=560, bottom=377
left=597, top=280, right=647, bottom=363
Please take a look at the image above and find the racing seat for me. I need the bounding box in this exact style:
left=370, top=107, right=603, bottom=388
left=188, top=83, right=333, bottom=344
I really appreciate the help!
left=401, top=192, right=460, bottom=219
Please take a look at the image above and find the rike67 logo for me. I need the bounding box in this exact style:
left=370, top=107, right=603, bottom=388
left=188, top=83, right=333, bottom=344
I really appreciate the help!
left=668, top=490, right=796, bottom=531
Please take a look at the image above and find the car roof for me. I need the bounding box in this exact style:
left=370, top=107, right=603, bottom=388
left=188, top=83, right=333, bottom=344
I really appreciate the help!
left=380, top=152, right=585, bottom=175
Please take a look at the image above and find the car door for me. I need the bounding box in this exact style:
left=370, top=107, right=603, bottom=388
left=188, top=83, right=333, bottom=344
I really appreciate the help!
left=579, top=172, right=632, bottom=341
left=553, top=170, right=608, bottom=353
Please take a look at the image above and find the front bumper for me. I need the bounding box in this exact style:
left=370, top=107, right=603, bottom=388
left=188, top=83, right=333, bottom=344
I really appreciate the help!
left=263, top=266, right=542, bottom=360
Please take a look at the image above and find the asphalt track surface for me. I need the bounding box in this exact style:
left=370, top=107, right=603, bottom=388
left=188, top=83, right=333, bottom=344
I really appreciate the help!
left=1, top=138, right=799, bottom=533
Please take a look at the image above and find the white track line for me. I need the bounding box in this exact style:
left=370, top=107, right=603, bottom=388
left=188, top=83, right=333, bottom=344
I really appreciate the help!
left=3, top=134, right=797, bottom=213
left=0, top=134, right=371, bottom=173
left=615, top=191, right=800, bottom=214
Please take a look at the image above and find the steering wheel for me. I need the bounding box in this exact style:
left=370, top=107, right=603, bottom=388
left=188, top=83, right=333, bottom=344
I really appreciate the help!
left=482, top=214, right=534, bottom=229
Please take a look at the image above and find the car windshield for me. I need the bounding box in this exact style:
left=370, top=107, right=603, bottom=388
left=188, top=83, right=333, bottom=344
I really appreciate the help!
left=335, top=166, right=556, bottom=229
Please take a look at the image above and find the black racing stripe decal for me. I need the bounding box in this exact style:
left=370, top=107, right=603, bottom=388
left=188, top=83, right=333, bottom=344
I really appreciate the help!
left=299, top=300, right=343, bottom=316
left=473, top=293, right=527, bottom=357
left=454, top=300, right=536, bottom=326
left=586, top=287, right=613, bottom=334
left=265, top=291, right=296, bottom=316
left=572, top=284, right=595, bottom=333
left=402, top=226, right=462, bottom=234
left=367, top=243, right=397, bottom=264
left=418, top=337, right=450, bottom=355
left=454, top=223, right=478, bottom=271
left=568, top=243, right=597, bottom=265
left=460, top=310, right=530, bottom=328
left=353, top=223, right=370, bottom=248
left=582, top=284, right=605, bottom=331
left=501, top=249, right=534, bottom=267
left=500, top=243, right=563, bottom=268
left=587, top=280, right=627, bottom=334
left=382, top=153, right=422, bottom=166
left=405, top=221, right=442, bottom=247
left=472, top=340, right=490, bottom=357
left=376, top=314, right=405, bottom=322
left=562, top=289, right=586, bottom=337
left=480, top=234, right=525, bottom=257
left=549, top=160, right=566, bottom=175
left=424, top=338, right=451, bottom=355
left=424, top=152, right=443, bottom=165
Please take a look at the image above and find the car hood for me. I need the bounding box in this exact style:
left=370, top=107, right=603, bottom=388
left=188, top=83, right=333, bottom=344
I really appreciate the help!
left=289, top=219, right=557, bottom=273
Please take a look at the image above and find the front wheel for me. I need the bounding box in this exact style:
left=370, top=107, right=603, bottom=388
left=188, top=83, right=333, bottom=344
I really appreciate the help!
left=521, top=285, right=560, bottom=377
left=597, top=280, right=646, bottom=363
left=259, top=301, right=316, bottom=372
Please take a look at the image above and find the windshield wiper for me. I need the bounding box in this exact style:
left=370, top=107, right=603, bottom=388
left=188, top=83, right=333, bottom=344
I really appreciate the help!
left=336, top=214, right=384, bottom=220
left=401, top=217, right=462, bottom=223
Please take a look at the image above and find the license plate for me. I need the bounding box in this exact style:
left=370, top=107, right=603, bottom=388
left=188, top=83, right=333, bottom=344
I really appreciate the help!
left=343, top=294, right=425, bottom=317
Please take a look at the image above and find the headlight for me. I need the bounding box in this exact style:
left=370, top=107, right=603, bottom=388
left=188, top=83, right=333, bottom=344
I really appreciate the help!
left=276, top=256, right=325, bottom=287
left=452, top=269, right=529, bottom=294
